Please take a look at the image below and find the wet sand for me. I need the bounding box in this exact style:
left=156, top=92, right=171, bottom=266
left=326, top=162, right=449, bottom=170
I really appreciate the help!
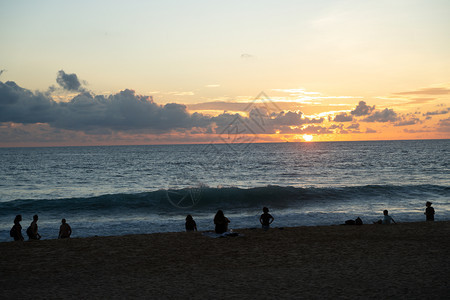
left=1, top=221, right=449, bottom=299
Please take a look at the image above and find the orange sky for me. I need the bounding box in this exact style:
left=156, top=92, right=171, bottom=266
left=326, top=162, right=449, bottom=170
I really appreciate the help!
left=0, top=1, right=449, bottom=146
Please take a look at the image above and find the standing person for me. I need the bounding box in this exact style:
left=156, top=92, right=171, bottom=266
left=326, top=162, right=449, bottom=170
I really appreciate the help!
left=10, top=215, right=24, bottom=241
left=214, top=210, right=230, bottom=234
left=185, top=214, right=197, bottom=232
left=58, top=219, right=72, bottom=239
left=424, top=201, right=435, bottom=221
left=259, top=207, right=274, bottom=231
left=27, top=214, right=42, bottom=240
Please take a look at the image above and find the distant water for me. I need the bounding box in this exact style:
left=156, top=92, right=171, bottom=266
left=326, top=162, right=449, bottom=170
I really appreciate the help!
left=1, top=140, right=449, bottom=242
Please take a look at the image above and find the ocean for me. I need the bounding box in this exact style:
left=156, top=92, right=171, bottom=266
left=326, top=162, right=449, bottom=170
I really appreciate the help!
left=1, top=140, right=449, bottom=242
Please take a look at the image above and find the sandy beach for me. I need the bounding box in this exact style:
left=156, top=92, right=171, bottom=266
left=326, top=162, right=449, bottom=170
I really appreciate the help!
left=1, top=221, right=449, bottom=299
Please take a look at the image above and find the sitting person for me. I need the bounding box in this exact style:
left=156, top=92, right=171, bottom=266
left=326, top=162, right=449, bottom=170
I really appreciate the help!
left=214, top=210, right=230, bottom=234
left=259, top=207, right=274, bottom=231
left=10, top=215, right=24, bottom=241
left=185, top=214, right=197, bottom=232
left=374, top=210, right=397, bottom=225
left=27, top=214, right=42, bottom=240
left=58, top=219, right=72, bottom=239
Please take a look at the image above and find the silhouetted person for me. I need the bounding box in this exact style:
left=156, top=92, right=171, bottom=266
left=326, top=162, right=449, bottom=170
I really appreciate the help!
left=185, top=214, right=197, bottom=232
left=58, top=219, right=72, bottom=239
left=214, top=210, right=230, bottom=234
left=425, top=201, right=435, bottom=221
left=259, top=207, right=274, bottom=231
left=10, top=215, right=24, bottom=241
left=375, top=210, right=396, bottom=225
left=27, top=214, right=42, bottom=240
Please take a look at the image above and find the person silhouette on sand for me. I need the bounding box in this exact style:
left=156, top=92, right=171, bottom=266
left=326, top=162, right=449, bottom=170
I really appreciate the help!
left=58, top=219, right=72, bottom=239
left=27, top=214, right=42, bottom=240
left=214, top=210, right=230, bottom=234
left=10, top=215, right=24, bottom=241
left=424, top=201, right=435, bottom=221
left=374, top=210, right=396, bottom=225
left=259, top=207, right=274, bottom=231
left=185, top=215, right=197, bottom=232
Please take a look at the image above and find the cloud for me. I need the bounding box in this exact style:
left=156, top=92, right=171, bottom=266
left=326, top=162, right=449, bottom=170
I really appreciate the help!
left=333, top=113, right=353, bottom=122
left=0, top=81, right=58, bottom=124
left=346, top=123, right=360, bottom=130
left=437, top=117, right=450, bottom=132
left=365, top=128, right=376, bottom=133
left=363, top=108, right=399, bottom=123
left=394, top=117, right=421, bottom=126
left=423, top=109, right=449, bottom=116
left=56, top=70, right=84, bottom=92
left=0, top=79, right=211, bottom=133
left=394, top=87, right=450, bottom=95
left=351, top=101, right=375, bottom=116
left=241, top=53, right=255, bottom=59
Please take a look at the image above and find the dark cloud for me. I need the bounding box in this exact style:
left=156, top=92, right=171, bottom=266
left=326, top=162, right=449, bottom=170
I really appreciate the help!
left=56, top=70, right=84, bottom=91
left=365, top=128, right=376, bottom=133
left=0, top=81, right=58, bottom=124
left=346, top=123, right=360, bottom=130
left=351, top=101, right=375, bottom=116
left=394, top=87, right=450, bottom=95
left=0, top=80, right=211, bottom=133
left=333, top=113, right=353, bottom=122
left=423, top=109, right=449, bottom=116
left=211, top=108, right=324, bottom=135
left=394, top=117, right=421, bottom=126
left=437, top=117, right=450, bottom=132
left=363, top=108, right=398, bottom=122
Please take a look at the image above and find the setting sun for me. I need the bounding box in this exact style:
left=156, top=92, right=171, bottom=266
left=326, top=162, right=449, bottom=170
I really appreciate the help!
left=303, top=134, right=314, bottom=142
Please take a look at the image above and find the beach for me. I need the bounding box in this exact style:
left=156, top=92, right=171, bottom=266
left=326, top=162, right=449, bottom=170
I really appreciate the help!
left=1, top=221, right=449, bottom=299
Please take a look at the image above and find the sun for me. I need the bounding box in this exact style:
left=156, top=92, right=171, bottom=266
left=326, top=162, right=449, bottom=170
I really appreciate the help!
left=303, top=134, right=313, bottom=142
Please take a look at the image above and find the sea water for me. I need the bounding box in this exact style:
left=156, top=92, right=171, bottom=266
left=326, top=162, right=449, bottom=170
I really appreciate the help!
left=0, top=140, right=449, bottom=241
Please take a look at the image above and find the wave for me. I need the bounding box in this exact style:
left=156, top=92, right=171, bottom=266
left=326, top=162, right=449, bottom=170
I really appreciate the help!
left=1, top=184, right=448, bottom=214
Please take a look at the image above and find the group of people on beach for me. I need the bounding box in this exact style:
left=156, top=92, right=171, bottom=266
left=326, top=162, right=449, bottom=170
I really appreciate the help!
left=186, top=202, right=435, bottom=233
left=185, top=207, right=275, bottom=234
left=10, top=215, right=72, bottom=241
left=10, top=202, right=435, bottom=241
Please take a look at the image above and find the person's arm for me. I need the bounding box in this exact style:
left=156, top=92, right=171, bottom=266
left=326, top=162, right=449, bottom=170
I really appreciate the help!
left=392, top=217, right=397, bottom=224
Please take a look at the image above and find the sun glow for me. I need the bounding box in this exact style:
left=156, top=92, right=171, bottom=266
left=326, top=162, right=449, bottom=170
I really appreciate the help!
left=303, top=134, right=314, bottom=142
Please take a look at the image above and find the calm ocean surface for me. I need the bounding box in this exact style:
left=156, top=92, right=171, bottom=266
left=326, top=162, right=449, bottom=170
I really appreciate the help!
left=1, top=140, right=449, bottom=241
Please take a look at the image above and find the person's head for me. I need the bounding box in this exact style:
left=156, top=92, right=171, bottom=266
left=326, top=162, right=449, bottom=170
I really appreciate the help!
left=383, top=210, right=388, bottom=215
left=61, top=218, right=66, bottom=224
left=215, top=210, right=224, bottom=218
left=426, top=201, right=432, bottom=207
left=263, top=207, right=269, bottom=213
left=33, top=214, right=38, bottom=221
left=14, top=215, right=22, bottom=223
left=186, top=214, right=193, bottom=221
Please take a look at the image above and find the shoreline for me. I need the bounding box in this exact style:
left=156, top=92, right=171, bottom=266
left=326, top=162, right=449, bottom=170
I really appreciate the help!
left=1, top=221, right=449, bottom=299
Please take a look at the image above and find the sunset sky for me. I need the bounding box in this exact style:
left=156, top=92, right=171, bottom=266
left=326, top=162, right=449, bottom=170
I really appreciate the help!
left=1, top=0, right=449, bottom=147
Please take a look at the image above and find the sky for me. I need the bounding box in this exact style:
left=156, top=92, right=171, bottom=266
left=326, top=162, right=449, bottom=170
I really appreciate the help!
left=0, top=0, right=449, bottom=147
